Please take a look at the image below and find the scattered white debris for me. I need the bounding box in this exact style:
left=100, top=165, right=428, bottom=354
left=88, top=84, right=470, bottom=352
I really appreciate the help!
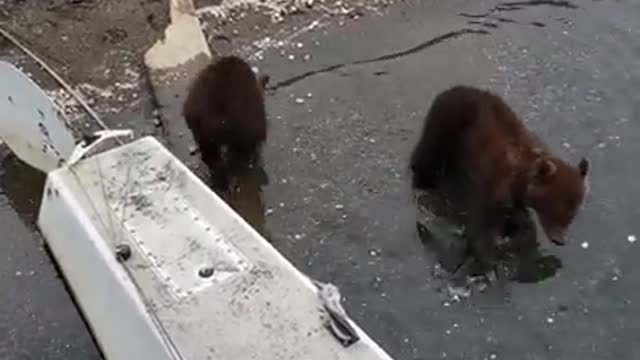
left=369, top=249, right=378, bottom=256
left=296, top=42, right=304, bottom=48
left=335, top=204, right=344, bottom=210
left=295, top=97, right=305, bottom=104
left=294, top=234, right=303, bottom=240
left=628, top=235, right=636, bottom=243
left=15, top=271, right=22, bottom=276
left=306, top=92, right=313, bottom=98
left=265, top=208, right=274, bottom=215
left=489, top=354, right=497, bottom=360
left=581, top=242, right=589, bottom=249
left=303, top=54, right=312, bottom=61
left=447, top=285, right=471, bottom=301
left=546, top=317, right=555, bottom=324
left=612, top=268, right=622, bottom=282
left=279, top=202, right=285, bottom=208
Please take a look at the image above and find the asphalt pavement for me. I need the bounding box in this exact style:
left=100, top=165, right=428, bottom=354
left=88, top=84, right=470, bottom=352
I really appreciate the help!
left=1, top=0, right=640, bottom=359
left=252, top=0, right=640, bottom=359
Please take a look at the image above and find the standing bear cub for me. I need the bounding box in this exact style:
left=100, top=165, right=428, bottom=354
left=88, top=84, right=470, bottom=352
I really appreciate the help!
left=183, top=55, right=270, bottom=187
left=410, top=85, right=589, bottom=271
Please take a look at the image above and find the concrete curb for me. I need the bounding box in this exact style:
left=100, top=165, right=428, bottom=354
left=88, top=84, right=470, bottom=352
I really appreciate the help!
left=145, top=0, right=211, bottom=71
left=143, top=0, right=212, bottom=169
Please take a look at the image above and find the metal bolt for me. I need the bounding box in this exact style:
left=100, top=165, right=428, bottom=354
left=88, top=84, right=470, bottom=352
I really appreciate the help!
left=115, top=244, right=132, bottom=262
left=198, top=267, right=215, bottom=278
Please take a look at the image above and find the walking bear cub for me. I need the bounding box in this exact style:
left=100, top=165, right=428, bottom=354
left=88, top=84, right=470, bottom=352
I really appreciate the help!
left=183, top=55, right=269, bottom=187
left=410, top=85, right=589, bottom=271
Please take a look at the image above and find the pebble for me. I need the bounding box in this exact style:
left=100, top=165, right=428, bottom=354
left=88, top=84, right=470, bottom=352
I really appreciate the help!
left=581, top=242, right=589, bottom=249
left=335, top=204, right=344, bottom=209
left=295, top=97, right=305, bottom=104
left=628, top=235, right=636, bottom=243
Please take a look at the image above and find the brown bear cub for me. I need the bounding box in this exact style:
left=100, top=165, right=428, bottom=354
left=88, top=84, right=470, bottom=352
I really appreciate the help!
left=410, top=85, right=589, bottom=271
left=183, top=55, right=270, bottom=188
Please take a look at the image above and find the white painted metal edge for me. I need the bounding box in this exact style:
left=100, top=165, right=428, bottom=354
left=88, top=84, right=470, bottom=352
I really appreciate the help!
left=38, top=136, right=395, bottom=360
left=37, top=170, right=177, bottom=360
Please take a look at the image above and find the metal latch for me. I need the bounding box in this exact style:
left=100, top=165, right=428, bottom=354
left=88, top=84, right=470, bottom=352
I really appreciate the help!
left=312, top=280, right=360, bottom=347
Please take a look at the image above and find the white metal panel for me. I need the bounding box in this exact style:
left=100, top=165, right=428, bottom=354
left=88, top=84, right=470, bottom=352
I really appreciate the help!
left=38, top=136, right=394, bottom=360
left=38, top=171, right=179, bottom=360
left=0, top=61, right=76, bottom=173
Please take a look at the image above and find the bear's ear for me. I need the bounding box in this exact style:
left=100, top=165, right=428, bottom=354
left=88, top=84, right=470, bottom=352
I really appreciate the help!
left=258, top=74, right=270, bottom=90
left=578, top=157, right=589, bottom=177
left=530, top=157, right=557, bottom=180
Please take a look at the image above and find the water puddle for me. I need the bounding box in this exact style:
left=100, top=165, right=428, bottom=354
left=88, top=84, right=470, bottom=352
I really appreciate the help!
left=198, top=155, right=271, bottom=241
left=414, top=179, right=563, bottom=304
left=0, top=149, right=46, bottom=227
left=220, top=162, right=271, bottom=241
left=459, top=0, right=579, bottom=30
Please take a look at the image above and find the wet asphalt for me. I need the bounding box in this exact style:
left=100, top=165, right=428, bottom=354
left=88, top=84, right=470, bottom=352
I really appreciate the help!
left=255, top=0, right=640, bottom=359
left=1, top=0, right=640, bottom=359
left=0, top=149, right=102, bottom=359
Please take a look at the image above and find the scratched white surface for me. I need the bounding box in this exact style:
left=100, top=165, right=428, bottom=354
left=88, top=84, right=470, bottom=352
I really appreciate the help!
left=40, top=136, right=394, bottom=360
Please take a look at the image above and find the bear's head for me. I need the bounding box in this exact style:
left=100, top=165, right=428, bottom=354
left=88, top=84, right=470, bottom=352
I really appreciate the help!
left=525, top=156, right=589, bottom=245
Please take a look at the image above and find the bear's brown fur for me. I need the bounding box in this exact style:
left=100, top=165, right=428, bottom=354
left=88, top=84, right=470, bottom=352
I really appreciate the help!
left=183, top=55, right=269, bottom=188
left=410, top=85, right=589, bottom=270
